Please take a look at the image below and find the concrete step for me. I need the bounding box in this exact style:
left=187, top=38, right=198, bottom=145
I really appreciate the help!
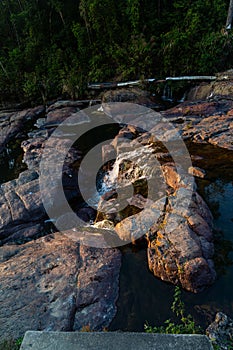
left=20, top=331, right=214, bottom=350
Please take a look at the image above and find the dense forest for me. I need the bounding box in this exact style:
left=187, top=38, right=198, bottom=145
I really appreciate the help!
left=0, top=0, right=233, bottom=104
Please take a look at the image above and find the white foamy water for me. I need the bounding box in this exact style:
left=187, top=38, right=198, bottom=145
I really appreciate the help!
left=107, top=145, right=155, bottom=186
left=86, top=144, right=163, bottom=215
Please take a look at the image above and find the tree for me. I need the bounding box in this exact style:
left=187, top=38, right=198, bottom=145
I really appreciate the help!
left=226, top=0, right=233, bottom=30
left=0, top=0, right=233, bottom=105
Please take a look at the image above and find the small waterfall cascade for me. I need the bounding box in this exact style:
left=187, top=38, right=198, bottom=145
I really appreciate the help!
left=162, top=83, right=173, bottom=101
left=106, top=145, right=155, bottom=187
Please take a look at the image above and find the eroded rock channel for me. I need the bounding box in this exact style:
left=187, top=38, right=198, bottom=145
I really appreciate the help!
left=0, top=76, right=232, bottom=339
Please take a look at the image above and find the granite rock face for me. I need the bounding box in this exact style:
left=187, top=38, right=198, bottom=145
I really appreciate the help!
left=0, top=106, right=45, bottom=153
left=163, top=81, right=233, bottom=151
left=102, top=87, right=162, bottom=109
left=0, top=101, right=90, bottom=243
left=146, top=161, right=215, bottom=293
left=147, top=187, right=216, bottom=293
left=0, top=135, right=80, bottom=243
left=74, top=244, right=121, bottom=331
left=0, top=101, right=122, bottom=340
left=0, top=88, right=231, bottom=339
left=0, top=170, right=44, bottom=243
left=0, top=232, right=121, bottom=340
left=187, top=70, right=233, bottom=101
left=206, top=312, right=233, bottom=350
left=96, top=112, right=216, bottom=293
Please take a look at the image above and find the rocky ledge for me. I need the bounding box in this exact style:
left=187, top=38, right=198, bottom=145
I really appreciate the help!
left=97, top=76, right=233, bottom=293
left=97, top=120, right=216, bottom=293
left=0, top=100, right=121, bottom=340
left=0, top=75, right=232, bottom=338
left=163, top=73, right=233, bottom=151
left=0, top=232, right=121, bottom=339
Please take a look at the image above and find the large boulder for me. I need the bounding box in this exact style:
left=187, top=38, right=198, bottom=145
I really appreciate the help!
left=102, top=87, right=160, bottom=108
left=0, top=170, right=45, bottom=242
left=147, top=186, right=216, bottom=293
left=0, top=156, right=80, bottom=244
left=187, top=70, right=233, bottom=100
left=0, top=101, right=88, bottom=244
left=0, top=232, right=121, bottom=340
left=96, top=117, right=216, bottom=293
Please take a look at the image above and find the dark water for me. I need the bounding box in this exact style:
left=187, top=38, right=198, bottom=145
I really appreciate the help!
left=0, top=138, right=27, bottom=183
left=184, top=177, right=233, bottom=327
left=1, top=106, right=232, bottom=332
left=109, top=245, right=176, bottom=331
left=110, top=144, right=233, bottom=331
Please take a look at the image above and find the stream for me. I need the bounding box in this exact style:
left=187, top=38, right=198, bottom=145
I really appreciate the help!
left=109, top=143, right=233, bottom=331
left=0, top=138, right=27, bottom=183
left=1, top=103, right=233, bottom=333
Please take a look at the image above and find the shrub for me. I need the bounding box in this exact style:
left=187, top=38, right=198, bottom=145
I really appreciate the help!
left=144, top=286, right=202, bottom=335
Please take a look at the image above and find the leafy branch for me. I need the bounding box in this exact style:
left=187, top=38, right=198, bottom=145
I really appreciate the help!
left=144, top=286, right=202, bottom=335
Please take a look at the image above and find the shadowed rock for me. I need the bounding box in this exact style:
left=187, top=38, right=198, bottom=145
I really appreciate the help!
left=0, top=232, right=121, bottom=340
left=163, top=97, right=233, bottom=151
left=206, top=312, right=233, bottom=350
left=0, top=106, right=45, bottom=153
left=96, top=117, right=216, bottom=292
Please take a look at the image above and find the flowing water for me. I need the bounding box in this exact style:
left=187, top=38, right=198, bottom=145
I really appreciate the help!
left=109, top=144, right=233, bottom=331
left=1, top=105, right=233, bottom=332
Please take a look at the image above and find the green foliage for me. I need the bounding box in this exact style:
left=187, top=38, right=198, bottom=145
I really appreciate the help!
left=23, top=72, right=39, bottom=101
left=125, top=0, right=140, bottom=33
left=0, top=0, right=233, bottom=104
left=159, top=0, right=233, bottom=76
left=0, top=337, right=23, bottom=350
left=144, top=286, right=202, bottom=335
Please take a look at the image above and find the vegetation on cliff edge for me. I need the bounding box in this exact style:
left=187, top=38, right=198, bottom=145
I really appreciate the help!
left=0, top=0, right=233, bottom=104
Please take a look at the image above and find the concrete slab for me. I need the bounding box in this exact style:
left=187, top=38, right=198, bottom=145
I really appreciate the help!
left=20, top=331, right=214, bottom=350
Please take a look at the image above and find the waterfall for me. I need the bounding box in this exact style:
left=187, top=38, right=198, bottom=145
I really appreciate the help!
left=162, top=83, right=173, bottom=101
left=102, top=145, right=157, bottom=199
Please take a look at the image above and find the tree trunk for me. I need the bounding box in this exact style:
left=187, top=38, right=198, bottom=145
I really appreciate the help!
left=158, top=0, right=161, bottom=17
left=58, top=10, right=65, bottom=26
left=226, top=0, right=233, bottom=30
left=79, top=1, right=92, bottom=45
left=0, top=60, right=9, bottom=78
